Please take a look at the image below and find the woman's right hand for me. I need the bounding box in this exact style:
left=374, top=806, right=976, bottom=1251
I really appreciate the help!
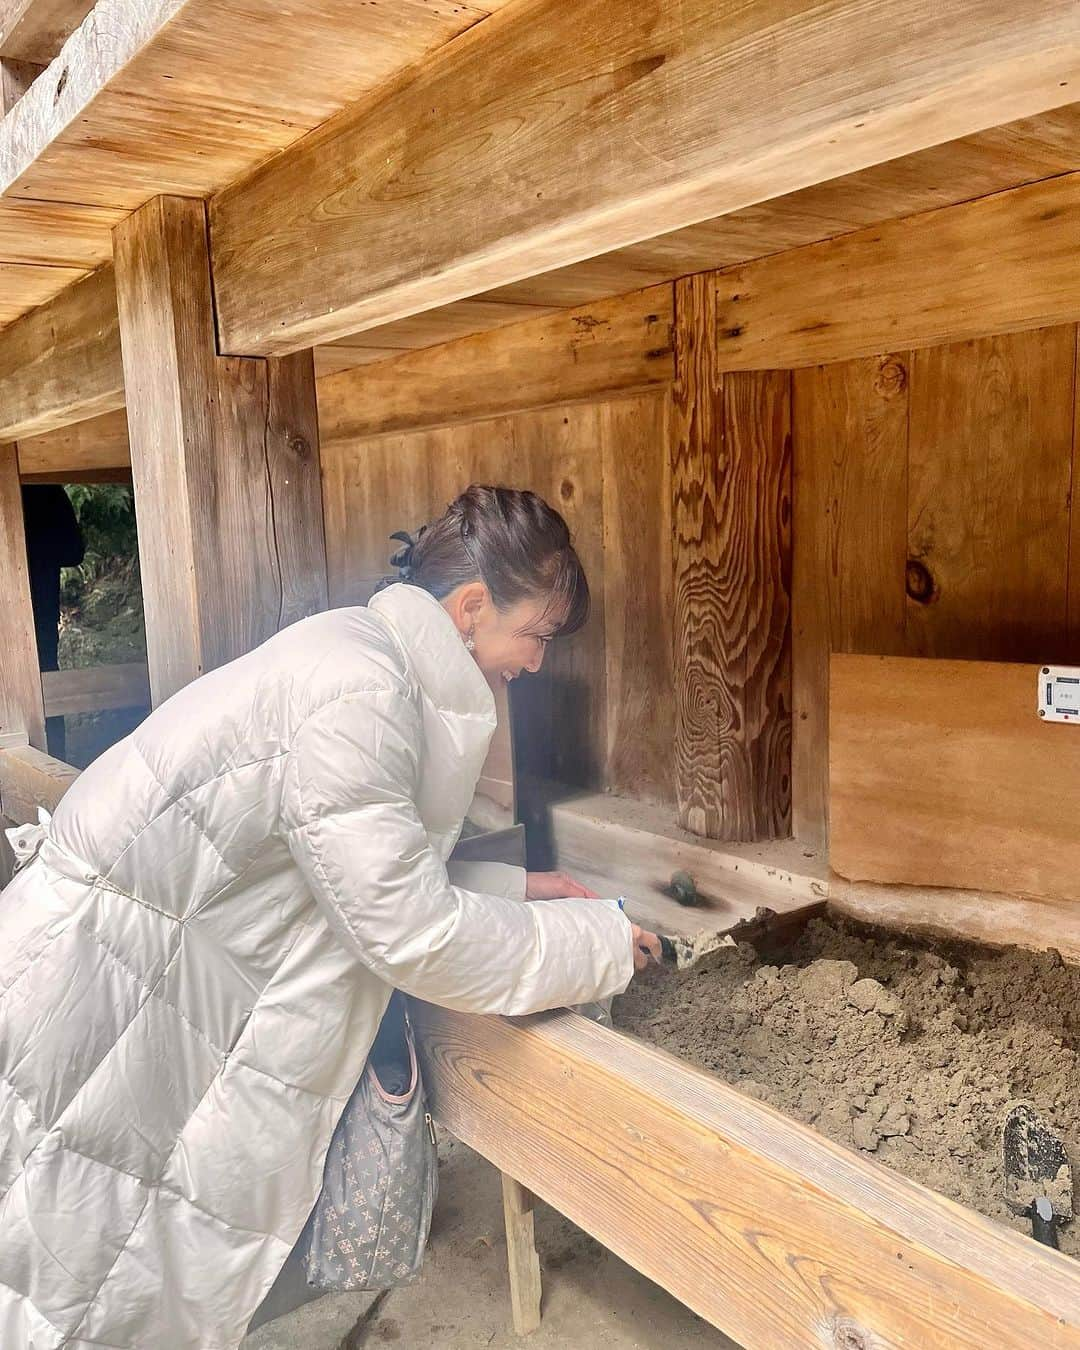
left=631, top=923, right=662, bottom=972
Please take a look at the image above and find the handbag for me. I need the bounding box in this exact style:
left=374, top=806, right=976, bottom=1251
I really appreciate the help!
left=301, top=992, right=439, bottom=1292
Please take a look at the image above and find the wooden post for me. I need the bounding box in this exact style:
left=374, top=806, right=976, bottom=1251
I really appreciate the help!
left=113, top=196, right=327, bottom=705
left=672, top=274, right=792, bottom=841
left=501, top=1172, right=542, bottom=1336
left=0, top=445, right=46, bottom=749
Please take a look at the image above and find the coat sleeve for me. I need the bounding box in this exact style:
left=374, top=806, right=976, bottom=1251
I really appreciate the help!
left=283, top=688, right=635, bottom=1015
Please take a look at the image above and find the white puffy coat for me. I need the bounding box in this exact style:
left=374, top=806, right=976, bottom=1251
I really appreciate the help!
left=0, top=583, right=633, bottom=1349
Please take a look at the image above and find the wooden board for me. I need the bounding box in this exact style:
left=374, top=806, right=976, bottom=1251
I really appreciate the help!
left=714, top=173, right=1080, bottom=370
left=672, top=276, right=791, bottom=841
left=114, top=196, right=326, bottom=703
left=0, top=742, right=79, bottom=822
left=0, top=263, right=122, bottom=440
left=599, top=390, right=674, bottom=806
left=830, top=653, right=1080, bottom=903
left=210, top=0, right=1080, bottom=354
left=905, top=328, right=1077, bottom=661
left=414, top=1002, right=1080, bottom=1349
left=316, top=286, right=674, bottom=444
left=831, top=877, right=1080, bottom=967
left=550, top=791, right=827, bottom=940
left=40, top=662, right=150, bottom=717
left=16, top=407, right=131, bottom=478
left=0, top=442, right=44, bottom=747
left=790, top=356, right=909, bottom=848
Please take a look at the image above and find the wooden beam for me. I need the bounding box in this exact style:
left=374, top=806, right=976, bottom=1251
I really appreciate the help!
left=0, top=0, right=96, bottom=64
left=0, top=264, right=122, bottom=441
left=210, top=0, right=1080, bottom=356
left=672, top=275, right=791, bottom=842
left=0, top=0, right=508, bottom=232
left=0, top=443, right=45, bottom=747
left=714, top=172, right=1080, bottom=370
left=41, top=662, right=150, bottom=717
left=414, top=1004, right=1080, bottom=1349
left=114, top=195, right=327, bottom=705
left=0, top=743, right=79, bottom=822
left=316, top=286, right=673, bottom=443
left=16, top=407, right=131, bottom=480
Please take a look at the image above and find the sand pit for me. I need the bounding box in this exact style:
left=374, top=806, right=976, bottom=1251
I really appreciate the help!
left=614, top=916, right=1080, bottom=1255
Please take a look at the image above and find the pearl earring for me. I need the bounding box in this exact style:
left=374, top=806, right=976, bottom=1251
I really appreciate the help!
left=465, top=628, right=476, bottom=652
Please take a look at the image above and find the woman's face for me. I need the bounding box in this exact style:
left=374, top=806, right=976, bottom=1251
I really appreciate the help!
left=443, top=583, right=562, bottom=685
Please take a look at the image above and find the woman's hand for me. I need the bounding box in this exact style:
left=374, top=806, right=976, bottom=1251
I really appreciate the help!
left=631, top=924, right=662, bottom=972
left=525, top=871, right=600, bottom=900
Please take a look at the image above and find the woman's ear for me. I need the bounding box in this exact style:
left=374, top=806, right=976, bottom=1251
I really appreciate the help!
left=442, top=580, right=488, bottom=635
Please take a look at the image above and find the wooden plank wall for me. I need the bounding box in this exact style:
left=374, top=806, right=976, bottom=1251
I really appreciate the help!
left=321, top=389, right=677, bottom=809
left=793, top=323, right=1080, bottom=848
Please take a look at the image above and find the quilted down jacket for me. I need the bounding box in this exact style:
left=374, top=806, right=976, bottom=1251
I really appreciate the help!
left=0, top=582, right=634, bottom=1349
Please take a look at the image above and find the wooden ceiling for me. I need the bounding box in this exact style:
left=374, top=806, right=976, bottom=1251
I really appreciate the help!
left=0, top=0, right=516, bottom=322
left=2, top=0, right=1080, bottom=382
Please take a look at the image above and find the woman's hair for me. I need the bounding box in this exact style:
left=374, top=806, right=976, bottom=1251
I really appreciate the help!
left=382, top=485, right=589, bottom=637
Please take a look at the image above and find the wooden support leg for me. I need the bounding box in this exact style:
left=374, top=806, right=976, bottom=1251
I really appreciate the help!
left=0, top=445, right=46, bottom=749
left=113, top=196, right=327, bottom=705
left=671, top=273, right=792, bottom=842
left=501, top=1172, right=542, bottom=1336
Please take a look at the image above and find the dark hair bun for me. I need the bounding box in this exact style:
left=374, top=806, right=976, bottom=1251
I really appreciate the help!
left=385, top=485, right=589, bottom=636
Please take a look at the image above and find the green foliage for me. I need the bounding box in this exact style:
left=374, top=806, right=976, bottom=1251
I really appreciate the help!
left=59, top=484, right=146, bottom=668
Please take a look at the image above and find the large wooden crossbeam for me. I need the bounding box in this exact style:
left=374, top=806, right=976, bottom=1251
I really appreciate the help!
left=0, top=265, right=122, bottom=441
left=210, top=0, right=1080, bottom=356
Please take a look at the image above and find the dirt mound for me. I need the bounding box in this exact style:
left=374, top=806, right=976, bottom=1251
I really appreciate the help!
left=614, top=917, right=1080, bottom=1253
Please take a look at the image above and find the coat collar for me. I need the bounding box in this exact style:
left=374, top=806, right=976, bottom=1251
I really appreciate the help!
left=368, top=583, right=496, bottom=725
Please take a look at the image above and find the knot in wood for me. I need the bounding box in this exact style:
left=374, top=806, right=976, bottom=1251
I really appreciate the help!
left=288, top=436, right=311, bottom=460
left=829, top=1316, right=875, bottom=1350
left=905, top=557, right=936, bottom=604
left=873, top=358, right=907, bottom=397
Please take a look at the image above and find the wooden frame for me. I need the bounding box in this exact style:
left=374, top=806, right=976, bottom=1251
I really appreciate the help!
left=414, top=1001, right=1080, bottom=1349
left=40, top=662, right=150, bottom=718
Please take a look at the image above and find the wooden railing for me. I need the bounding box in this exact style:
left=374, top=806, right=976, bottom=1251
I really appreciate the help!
left=40, top=661, right=150, bottom=718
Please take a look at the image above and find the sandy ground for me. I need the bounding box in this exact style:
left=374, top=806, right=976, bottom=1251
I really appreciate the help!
left=243, top=1137, right=738, bottom=1350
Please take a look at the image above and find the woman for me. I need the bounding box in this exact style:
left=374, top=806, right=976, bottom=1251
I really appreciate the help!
left=0, top=485, right=659, bottom=1349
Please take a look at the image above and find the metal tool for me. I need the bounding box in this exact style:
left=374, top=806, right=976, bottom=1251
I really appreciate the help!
left=648, top=930, right=737, bottom=972
left=1002, top=1101, right=1073, bottom=1249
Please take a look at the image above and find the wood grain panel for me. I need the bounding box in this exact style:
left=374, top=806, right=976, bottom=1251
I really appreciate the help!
left=831, top=653, right=1080, bottom=902
left=673, top=277, right=791, bottom=841
left=906, top=328, right=1077, bottom=661
left=509, top=404, right=607, bottom=792
left=790, top=356, right=909, bottom=848
left=0, top=443, right=45, bottom=747
left=672, top=274, right=724, bottom=836
left=599, top=391, right=675, bottom=805
left=414, top=1003, right=1080, bottom=1350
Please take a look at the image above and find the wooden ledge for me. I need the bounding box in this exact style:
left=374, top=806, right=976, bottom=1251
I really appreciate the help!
left=415, top=1002, right=1080, bottom=1348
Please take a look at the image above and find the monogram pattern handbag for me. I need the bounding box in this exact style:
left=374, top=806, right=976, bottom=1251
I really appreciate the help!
left=301, top=993, right=438, bottom=1292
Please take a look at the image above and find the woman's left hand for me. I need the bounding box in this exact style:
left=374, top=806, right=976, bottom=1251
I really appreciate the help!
left=525, top=871, right=600, bottom=900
